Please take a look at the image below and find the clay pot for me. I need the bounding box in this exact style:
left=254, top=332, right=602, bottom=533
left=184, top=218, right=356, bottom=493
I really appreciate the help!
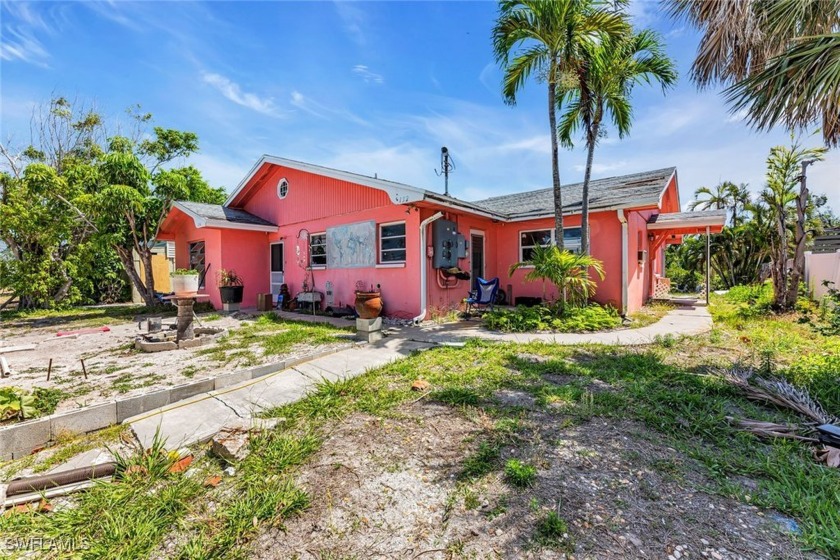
left=355, top=291, right=383, bottom=319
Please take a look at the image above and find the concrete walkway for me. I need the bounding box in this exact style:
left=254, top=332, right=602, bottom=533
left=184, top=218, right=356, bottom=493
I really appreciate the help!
left=276, top=305, right=712, bottom=346
left=129, top=305, right=711, bottom=450
left=128, top=337, right=431, bottom=450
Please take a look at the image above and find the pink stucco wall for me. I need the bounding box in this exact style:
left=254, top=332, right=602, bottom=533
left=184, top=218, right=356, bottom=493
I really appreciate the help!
left=160, top=161, right=683, bottom=317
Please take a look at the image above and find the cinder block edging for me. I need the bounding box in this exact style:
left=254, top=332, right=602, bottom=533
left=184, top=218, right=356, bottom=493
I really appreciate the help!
left=0, top=345, right=351, bottom=461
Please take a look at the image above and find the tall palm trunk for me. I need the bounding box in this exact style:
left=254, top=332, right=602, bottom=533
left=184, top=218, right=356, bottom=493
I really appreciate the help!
left=786, top=162, right=810, bottom=308
left=549, top=76, right=564, bottom=250
left=580, top=114, right=601, bottom=256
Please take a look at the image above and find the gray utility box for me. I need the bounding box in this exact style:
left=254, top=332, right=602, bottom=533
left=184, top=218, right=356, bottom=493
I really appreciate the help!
left=432, top=219, right=466, bottom=269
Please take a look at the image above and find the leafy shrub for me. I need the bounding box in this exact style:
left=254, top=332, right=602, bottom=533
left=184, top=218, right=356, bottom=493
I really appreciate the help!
left=504, top=459, right=537, bottom=487
left=0, top=386, right=64, bottom=422
left=717, top=283, right=775, bottom=320
left=816, top=282, right=840, bottom=336
left=484, top=304, right=621, bottom=333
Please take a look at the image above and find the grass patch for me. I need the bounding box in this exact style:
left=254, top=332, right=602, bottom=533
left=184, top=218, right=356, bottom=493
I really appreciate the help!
left=628, top=301, right=673, bottom=328
left=504, top=458, right=537, bottom=487
left=198, top=315, right=351, bottom=367
left=534, top=511, right=571, bottom=549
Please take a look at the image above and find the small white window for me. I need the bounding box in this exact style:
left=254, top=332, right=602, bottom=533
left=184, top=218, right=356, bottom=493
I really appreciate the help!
left=379, top=222, right=406, bottom=263
left=277, top=178, right=289, bottom=199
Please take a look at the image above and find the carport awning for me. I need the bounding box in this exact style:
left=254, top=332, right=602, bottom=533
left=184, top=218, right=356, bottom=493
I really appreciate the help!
left=647, top=210, right=726, bottom=235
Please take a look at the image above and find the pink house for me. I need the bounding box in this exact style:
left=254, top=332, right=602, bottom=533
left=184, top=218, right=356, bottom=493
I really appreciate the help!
left=158, top=155, right=725, bottom=319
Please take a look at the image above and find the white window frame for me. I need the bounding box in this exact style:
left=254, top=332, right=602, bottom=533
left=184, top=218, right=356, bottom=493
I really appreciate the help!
left=518, top=227, right=582, bottom=261
left=309, top=232, right=327, bottom=268
left=277, top=177, right=289, bottom=199
left=379, top=221, right=406, bottom=264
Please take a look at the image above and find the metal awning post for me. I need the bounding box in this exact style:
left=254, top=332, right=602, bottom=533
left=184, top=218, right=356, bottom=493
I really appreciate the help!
left=705, top=225, right=711, bottom=306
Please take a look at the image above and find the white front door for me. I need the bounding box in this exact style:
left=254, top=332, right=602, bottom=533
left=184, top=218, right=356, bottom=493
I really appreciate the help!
left=270, top=242, right=284, bottom=295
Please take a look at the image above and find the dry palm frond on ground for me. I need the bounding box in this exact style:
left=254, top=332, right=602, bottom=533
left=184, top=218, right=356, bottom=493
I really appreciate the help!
left=721, top=366, right=840, bottom=467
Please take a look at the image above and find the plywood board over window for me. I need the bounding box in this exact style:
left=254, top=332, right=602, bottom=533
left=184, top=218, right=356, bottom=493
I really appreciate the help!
left=326, top=221, right=376, bottom=268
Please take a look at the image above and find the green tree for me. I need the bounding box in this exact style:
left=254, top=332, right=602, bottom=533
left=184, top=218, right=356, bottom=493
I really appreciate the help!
left=0, top=96, right=225, bottom=309
left=558, top=28, right=676, bottom=254
left=760, top=140, right=826, bottom=308
left=688, top=181, right=752, bottom=227
left=668, top=0, right=840, bottom=147
left=493, top=0, right=626, bottom=248
left=509, top=244, right=606, bottom=309
left=92, top=133, right=225, bottom=306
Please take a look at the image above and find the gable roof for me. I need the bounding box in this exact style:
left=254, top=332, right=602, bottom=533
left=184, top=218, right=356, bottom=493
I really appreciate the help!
left=224, top=155, right=678, bottom=222
left=470, top=167, right=677, bottom=220
left=172, top=201, right=278, bottom=232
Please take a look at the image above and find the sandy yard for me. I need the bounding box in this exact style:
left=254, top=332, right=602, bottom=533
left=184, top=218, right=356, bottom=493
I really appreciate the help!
left=0, top=308, right=354, bottom=416
left=253, top=401, right=819, bottom=560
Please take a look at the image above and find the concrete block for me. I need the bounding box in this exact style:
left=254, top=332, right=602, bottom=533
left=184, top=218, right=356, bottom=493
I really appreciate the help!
left=214, top=370, right=254, bottom=390
left=0, top=418, right=51, bottom=461
left=355, top=317, right=382, bottom=332
left=169, top=378, right=215, bottom=402
left=223, top=302, right=240, bottom=312
left=250, top=361, right=286, bottom=379
left=356, top=330, right=385, bottom=343
left=51, top=403, right=116, bottom=439
left=116, top=390, right=171, bottom=423
left=136, top=339, right=178, bottom=352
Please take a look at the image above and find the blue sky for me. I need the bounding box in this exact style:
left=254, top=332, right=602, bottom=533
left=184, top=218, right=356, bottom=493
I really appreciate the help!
left=2, top=0, right=838, bottom=209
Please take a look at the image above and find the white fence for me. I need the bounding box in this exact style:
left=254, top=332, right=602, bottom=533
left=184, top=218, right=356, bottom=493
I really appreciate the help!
left=805, top=250, right=840, bottom=300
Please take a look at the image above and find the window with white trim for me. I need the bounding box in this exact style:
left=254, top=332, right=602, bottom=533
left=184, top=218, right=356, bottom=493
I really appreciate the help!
left=379, top=222, right=406, bottom=263
left=519, top=227, right=582, bottom=261
left=277, top=178, right=289, bottom=199
left=309, top=233, right=327, bottom=267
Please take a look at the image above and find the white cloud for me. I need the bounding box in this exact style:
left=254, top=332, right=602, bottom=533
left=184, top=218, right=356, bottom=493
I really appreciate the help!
left=333, top=1, right=366, bottom=46
left=290, top=90, right=370, bottom=126
left=573, top=161, right=629, bottom=175
left=351, top=65, right=383, bottom=85
left=0, top=1, right=56, bottom=66
left=202, top=72, right=284, bottom=117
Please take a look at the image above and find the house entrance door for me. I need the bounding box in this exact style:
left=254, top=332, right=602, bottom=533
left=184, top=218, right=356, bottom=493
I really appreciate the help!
left=270, top=242, right=284, bottom=295
left=470, top=233, right=485, bottom=289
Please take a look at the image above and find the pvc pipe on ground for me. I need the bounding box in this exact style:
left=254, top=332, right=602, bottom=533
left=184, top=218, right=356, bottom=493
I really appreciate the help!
left=2, top=479, right=108, bottom=509
left=0, top=356, right=11, bottom=377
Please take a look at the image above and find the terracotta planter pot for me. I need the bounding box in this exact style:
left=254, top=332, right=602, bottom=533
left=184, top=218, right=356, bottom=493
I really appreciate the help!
left=355, top=292, right=383, bottom=319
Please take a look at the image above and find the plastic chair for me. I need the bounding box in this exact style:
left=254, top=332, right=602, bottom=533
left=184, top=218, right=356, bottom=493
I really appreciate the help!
left=466, top=277, right=500, bottom=315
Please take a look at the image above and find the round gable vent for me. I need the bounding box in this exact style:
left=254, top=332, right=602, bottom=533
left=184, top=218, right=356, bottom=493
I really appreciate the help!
left=277, top=178, right=289, bottom=199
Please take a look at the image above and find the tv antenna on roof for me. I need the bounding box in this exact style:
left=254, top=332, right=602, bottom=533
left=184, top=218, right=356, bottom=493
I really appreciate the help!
left=435, top=146, right=455, bottom=197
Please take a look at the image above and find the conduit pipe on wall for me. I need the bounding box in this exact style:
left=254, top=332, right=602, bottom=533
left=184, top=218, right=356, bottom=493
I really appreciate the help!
left=413, top=212, right=444, bottom=324
left=617, top=209, right=628, bottom=316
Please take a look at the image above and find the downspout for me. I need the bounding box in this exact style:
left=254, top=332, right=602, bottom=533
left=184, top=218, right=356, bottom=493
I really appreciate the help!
left=617, top=209, right=628, bottom=316
left=413, top=212, right=444, bottom=324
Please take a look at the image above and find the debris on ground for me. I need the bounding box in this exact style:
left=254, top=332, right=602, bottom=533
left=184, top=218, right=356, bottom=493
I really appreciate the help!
left=722, top=367, right=840, bottom=467
left=211, top=418, right=281, bottom=463
left=203, top=475, right=222, bottom=488
left=411, top=379, right=430, bottom=391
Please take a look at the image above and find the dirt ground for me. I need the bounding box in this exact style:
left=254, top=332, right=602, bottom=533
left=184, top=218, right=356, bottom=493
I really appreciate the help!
left=0, top=312, right=351, bottom=416
left=253, top=401, right=819, bottom=560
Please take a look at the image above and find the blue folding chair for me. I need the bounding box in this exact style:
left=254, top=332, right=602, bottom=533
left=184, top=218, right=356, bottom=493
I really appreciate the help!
left=466, top=277, right=500, bottom=315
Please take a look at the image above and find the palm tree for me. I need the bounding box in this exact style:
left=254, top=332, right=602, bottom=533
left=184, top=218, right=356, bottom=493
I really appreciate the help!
left=668, top=0, right=840, bottom=147
left=509, top=244, right=606, bottom=309
left=558, top=28, right=676, bottom=254
left=688, top=182, right=733, bottom=212
left=492, top=0, right=626, bottom=248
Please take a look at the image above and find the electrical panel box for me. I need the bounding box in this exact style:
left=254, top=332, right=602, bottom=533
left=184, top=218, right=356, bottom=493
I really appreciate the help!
left=455, top=234, right=466, bottom=259
left=433, top=219, right=461, bottom=269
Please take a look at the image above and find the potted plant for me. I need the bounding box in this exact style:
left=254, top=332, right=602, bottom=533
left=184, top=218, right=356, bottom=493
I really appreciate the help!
left=354, top=280, right=383, bottom=319
left=218, top=269, right=244, bottom=310
left=170, top=268, right=200, bottom=295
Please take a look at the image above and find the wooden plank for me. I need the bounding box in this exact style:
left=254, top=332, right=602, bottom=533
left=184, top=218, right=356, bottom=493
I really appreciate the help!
left=0, top=344, right=37, bottom=354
